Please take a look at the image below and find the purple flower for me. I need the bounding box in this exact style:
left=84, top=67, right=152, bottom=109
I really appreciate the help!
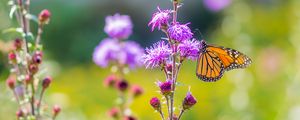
left=93, top=38, right=120, bottom=67
left=148, top=7, right=172, bottom=31
left=142, top=41, right=172, bottom=69
left=104, top=14, right=133, bottom=39
left=178, top=39, right=200, bottom=61
left=121, top=41, right=144, bottom=69
left=156, top=80, right=173, bottom=96
left=203, top=0, right=231, bottom=12
left=167, top=23, right=193, bottom=42
left=182, top=92, right=197, bottom=110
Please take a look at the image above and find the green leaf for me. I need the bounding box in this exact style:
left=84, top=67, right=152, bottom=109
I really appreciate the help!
left=25, top=14, right=38, bottom=23
left=9, top=5, right=17, bottom=19
left=2, top=27, right=23, bottom=34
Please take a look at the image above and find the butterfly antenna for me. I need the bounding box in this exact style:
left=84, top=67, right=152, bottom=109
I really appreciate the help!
left=194, top=29, right=205, bottom=41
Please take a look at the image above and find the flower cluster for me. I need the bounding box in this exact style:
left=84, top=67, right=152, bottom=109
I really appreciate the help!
left=145, top=0, right=198, bottom=120
left=93, top=13, right=144, bottom=120
left=4, top=1, right=60, bottom=119
left=93, top=14, right=144, bottom=69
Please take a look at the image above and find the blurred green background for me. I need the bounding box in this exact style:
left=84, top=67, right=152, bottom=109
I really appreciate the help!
left=1, top=0, right=300, bottom=120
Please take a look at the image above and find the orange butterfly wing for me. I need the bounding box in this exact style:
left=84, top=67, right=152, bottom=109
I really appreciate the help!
left=196, top=44, right=252, bottom=82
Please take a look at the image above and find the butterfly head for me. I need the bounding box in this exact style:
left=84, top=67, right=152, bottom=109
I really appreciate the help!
left=199, top=40, right=207, bottom=52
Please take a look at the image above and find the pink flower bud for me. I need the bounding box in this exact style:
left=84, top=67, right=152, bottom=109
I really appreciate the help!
left=32, top=53, right=42, bottom=64
left=39, top=9, right=51, bottom=24
left=8, top=52, right=16, bottom=62
left=52, top=105, right=61, bottom=117
left=123, top=116, right=137, bottom=120
left=6, top=77, right=15, bottom=90
left=42, top=76, right=52, bottom=89
left=107, top=107, right=119, bottom=118
left=16, top=109, right=24, bottom=118
left=150, top=97, right=161, bottom=111
left=29, top=64, right=39, bottom=74
left=131, top=85, right=143, bottom=97
left=182, top=92, right=197, bottom=110
left=115, top=79, right=128, bottom=92
left=24, top=75, right=32, bottom=85
left=14, top=38, right=22, bottom=50
left=103, top=75, right=118, bottom=87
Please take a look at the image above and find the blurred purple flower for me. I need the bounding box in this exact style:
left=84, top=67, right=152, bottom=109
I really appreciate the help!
left=93, top=38, right=143, bottom=69
left=93, top=38, right=120, bottom=67
left=121, top=41, right=144, bottom=68
left=178, top=39, right=200, bottom=61
left=167, top=23, right=193, bottom=43
left=142, top=41, right=172, bottom=69
left=148, top=7, right=172, bottom=31
left=203, top=0, right=231, bottom=12
left=104, top=14, right=133, bottom=39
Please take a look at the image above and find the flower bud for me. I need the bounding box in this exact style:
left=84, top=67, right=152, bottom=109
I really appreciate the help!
left=39, top=9, right=51, bottom=24
left=32, top=54, right=42, bottom=64
left=182, top=92, right=197, bottom=110
left=29, top=64, right=39, bottom=74
left=131, top=85, right=143, bottom=97
left=123, top=116, right=137, bottom=120
left=150, top=97, right=161, bottom=111
left=107, top=107, right=119, bottom=118
left=172, top=114, right=178, bottom=120
left=166, top=63, right=172, bottom=73
left=14, top=38, right=22, bottom=50
left=8, top=52, right=17, bottom=63
left=6, top=77, right=15, bottom=90
left=156, top=80, right=172, bottom=96
left=42, top=76, right=52, bottom=89
left=115, top=79, right=128, bottom=92
left=52, top=105, right=61, bottom=117
left=16, top=109, right=24, bottom=118
left=103, top=75, right=118, bottom=87
left=24, top=75, right=32, bottom=85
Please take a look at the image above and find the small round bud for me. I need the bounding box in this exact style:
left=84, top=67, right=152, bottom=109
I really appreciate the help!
left=156, top=80, right=172, bottom=96
left=8, top=52, right=17, bottom=63
left=150, top=97, right=161, bottom=111
left=123, top=116, right=137, bottom=120
left=6, top=77, right=15, bottom=89
left=166, top=63, right=172, bottom=72
left=14, top=38, right=22, bottom=50
left=16, top=109, right=24, bottom=118
left=103, top=75, right=118, bottom=87
left=182, top=92, right=197, bottom=110
left=172, top=114, right=178, bottom=120
left=115, top=79, right=128, bottom=92
left=107, top=107, right=119, bottom=118
left=42, top=76, right=52, bottom=89
left=52, top=105, right=61, bottom=117
left=29, top=64, right=39, bottom=74
left=24, top=75, right=32, bottom=85
left=130, top=85, right=143, bottom=97
left=32, top=54, right=42, bottom=64
left=39, top=9, right=51, bottom=24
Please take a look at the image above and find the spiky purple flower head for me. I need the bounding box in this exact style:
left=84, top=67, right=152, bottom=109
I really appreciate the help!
left=148, top=7, right=172, bottom=31
left=203, top=0, right=231, bottom=12
left=142, top=41, right=172, bottom=69
left=182, top=91, right=197, bottom=110
left=156, top=79, right=173, bottom=96
left=178, top=39, right=200, bottom=61
left=104, top=14, right=133, bottom=39
left=167, top=23, right=193, bottom=43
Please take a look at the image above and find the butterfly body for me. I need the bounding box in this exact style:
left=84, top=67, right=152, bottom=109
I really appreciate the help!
left=196, top=40, right=252, bottom=82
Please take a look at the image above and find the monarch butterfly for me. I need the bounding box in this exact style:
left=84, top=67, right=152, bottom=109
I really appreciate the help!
left=196, top=40, right=252, bottom=82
